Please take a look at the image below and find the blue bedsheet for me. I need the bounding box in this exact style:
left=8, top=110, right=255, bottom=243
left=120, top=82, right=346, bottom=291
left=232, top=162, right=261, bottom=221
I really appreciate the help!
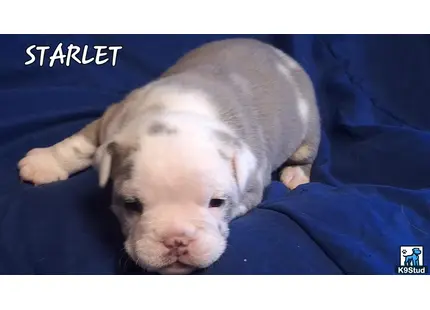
left=0, top=34, right=429, bottom=275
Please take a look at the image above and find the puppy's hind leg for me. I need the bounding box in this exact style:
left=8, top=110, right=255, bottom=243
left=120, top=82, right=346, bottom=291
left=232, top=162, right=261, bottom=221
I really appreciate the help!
left=280, top=164, right=311, bottom=190
left=18, top=119, right=101, bottom=185
left=280, top=123, right=320, bottom=190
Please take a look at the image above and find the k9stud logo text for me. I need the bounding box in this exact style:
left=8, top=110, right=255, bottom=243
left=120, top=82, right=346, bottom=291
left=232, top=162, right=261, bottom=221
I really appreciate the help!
left=395, top=246, right=428, bottom=275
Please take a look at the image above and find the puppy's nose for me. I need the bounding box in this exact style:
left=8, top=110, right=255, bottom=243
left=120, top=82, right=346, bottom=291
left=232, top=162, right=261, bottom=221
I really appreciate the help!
left=163, top=236, right=189, bottom=249
left=158, top=222, right=197, bottom=255
left=163, top=237, right=190, bottom=256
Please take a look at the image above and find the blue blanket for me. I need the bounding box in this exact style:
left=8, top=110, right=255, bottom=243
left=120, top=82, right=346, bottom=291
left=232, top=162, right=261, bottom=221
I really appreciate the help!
left=1, top=34, right=429, bottom=275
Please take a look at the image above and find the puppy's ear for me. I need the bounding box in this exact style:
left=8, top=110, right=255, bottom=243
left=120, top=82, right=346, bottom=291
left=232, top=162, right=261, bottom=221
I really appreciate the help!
left=93, top=139, right=137, bottom=187
left=93, top=142, right=114, bottom=187
left=215, top=130, right=257, bottom=192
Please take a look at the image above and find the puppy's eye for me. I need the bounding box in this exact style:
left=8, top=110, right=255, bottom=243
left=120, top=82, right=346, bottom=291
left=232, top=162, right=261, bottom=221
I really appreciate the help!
left=123, top=198, right=143, bottom=213
left=209, top=199, right=225, bottom=208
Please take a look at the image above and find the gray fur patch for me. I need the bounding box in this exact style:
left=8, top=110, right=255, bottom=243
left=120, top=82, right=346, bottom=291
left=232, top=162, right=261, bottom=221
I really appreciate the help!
left=107, top=141, right=136, bottom=184
left=218, top=149, right=230, bottom=161
left=143, top=104, right=166, bottom=115
left=223, top=195, right=239, bottom=221
left=147, top=121, right=177, bottom=135
left=213, top=129, right=241, bottom=148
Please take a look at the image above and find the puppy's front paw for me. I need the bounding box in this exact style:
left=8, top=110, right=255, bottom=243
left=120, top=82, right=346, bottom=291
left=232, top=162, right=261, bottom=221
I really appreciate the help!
left=18, top=148, right=68, bottom=185
left=280, top=166, right=309, bottom=190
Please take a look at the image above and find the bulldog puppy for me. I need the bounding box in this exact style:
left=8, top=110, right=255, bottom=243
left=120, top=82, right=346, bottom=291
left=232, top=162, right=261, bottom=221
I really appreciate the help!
left=17, top=38, right=321, bottom=275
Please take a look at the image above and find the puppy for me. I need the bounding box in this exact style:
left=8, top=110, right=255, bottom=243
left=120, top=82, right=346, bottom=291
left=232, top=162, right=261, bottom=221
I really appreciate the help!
left=18, top=38, right=321, bottom=275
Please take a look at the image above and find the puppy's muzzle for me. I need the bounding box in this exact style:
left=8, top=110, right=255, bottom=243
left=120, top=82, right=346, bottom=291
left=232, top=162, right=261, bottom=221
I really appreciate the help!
left=160, top=223, right=197, bottom=257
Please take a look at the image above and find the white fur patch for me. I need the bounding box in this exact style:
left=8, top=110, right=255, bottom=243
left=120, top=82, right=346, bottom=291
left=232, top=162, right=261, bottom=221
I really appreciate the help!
left=287, top=58, right=300, bottom=70
left=297, top=97, right=310, bottom=122
left=276, top=63, right=294, bottom=83
left=276, top=62, right=309, bottom=124
left=127, top=129, right=231, bottom=273
left=18, top=148, right=69, bottom=185
left=276, top=62, right=308, bottom=128
left=230, top=203, right=248, bottom=219
left=273, top=47, right=301, bottom=70
left=18, top=135, right=96, bottom=185
left=233, top=144, right=257, bottom=192
left=230, top=73, right=251, bottom=93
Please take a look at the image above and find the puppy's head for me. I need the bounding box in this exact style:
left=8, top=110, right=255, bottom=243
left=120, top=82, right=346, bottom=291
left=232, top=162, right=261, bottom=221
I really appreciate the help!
left=94, top=119, right=256, bottom=274
left=412, top=248, right=421, bottom=255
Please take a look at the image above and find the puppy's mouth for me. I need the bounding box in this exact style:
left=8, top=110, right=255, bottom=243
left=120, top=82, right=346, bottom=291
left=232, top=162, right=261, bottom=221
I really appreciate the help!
left=129, top=252, right=200, bottom=275
left=158, top=262, right=197, bottom=275
left=125, top=226, right=227, bottom=275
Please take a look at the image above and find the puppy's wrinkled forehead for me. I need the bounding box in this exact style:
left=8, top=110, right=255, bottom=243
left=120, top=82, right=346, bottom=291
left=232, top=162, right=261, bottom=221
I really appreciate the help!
left=118, top=119, right=232, bottom=204
left=147, top=120, right=177, bottom=136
